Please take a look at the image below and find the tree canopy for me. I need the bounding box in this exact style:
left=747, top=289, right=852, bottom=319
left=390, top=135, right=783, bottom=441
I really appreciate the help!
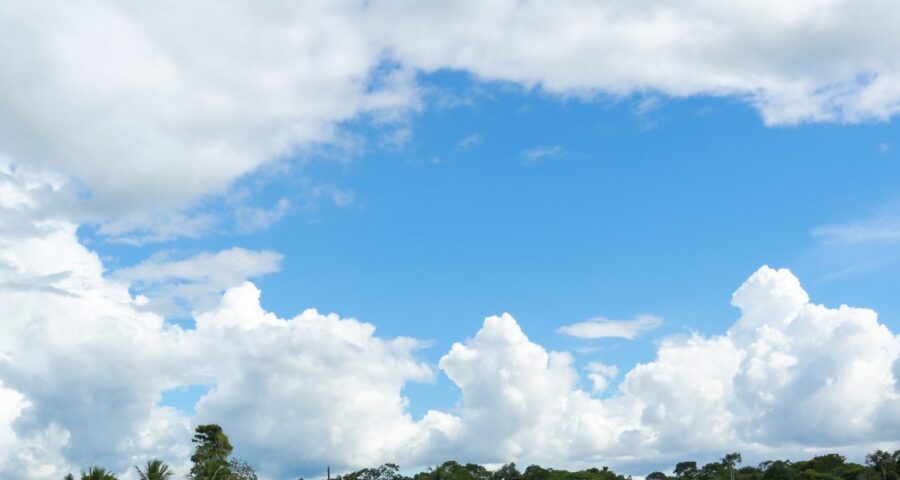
left=60, top=429, right=899, bottom=480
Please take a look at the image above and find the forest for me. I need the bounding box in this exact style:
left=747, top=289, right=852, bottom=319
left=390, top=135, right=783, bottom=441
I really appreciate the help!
left=65, top=424, right=900, bottom=480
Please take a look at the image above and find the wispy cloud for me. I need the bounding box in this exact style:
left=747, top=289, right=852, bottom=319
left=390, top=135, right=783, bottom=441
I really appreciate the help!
left=812, top=216, right=900, bottom=244
left=235, top=198, right=292, bottom=234
left=521, top=145, right=564, bottom=165
left=634, top=96, right=661, bottom=116
left=558, top=314, right=663, bottom=340
left=457, top=134, right=483, bottom=148
left=114, top=247, right=283, bottom=317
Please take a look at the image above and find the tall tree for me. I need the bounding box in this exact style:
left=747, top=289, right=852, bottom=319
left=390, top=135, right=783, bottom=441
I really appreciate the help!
left=866, top=450, right=895, bottom=480
left=190, top=424, right=234, bottom=479
left=723, top=453, right=743, bottom=480
left=135, top=459, right=174, bottom=480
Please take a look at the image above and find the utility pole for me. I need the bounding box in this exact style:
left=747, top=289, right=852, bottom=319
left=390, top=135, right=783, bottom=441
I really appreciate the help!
left=328, top=466, right=331, bottom=480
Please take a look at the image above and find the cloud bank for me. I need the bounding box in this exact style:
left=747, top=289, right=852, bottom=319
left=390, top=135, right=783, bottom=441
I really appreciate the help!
left=1, top=165, right=899, bottom=479
left=3, top=0, right=900, bottom=236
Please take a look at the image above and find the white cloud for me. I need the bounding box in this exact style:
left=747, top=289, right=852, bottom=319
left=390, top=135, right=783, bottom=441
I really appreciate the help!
left=559, top=315, right=664, bottom=340
left=813, top=216, right=900, bottom=244
left=439, top=267, right=900, bottom=466
left=2, top=166, right=900, bottom=478
left=114, top=247, right=284, bottom=317
left=234, top=198, right=292, bottom=234
left=0, top=1, right=416, bottom=228
left=4, top=0, right=900, bottom=238
left=521, top=145, right=564, bottom=164
left=190, top=283, right=458, bottom=478
left=0, top=167, right=452, bottom=478
left=586, top=362, right=620, bottom=393
left=376, top=0, right=900, bottom=125
left=436, top=313, right=625, bottom=464
left=457, top=134, right=483, bottom=149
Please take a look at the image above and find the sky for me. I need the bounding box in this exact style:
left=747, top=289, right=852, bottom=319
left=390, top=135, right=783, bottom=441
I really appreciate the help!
left=1, top=1, right=900, bottom=479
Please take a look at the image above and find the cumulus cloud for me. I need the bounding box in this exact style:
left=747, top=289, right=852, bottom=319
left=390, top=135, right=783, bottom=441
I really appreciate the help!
left=559, top=315, right=663, bottom=340
left=586, top=363, right=620, bottom=393
left=377, top=0, right=900, bottom=125
left=0, top=167, right=452, bottom=478
left=4, top=0, right=900, bottom=237
left=191, top=283, right=458, bottom=478
left=2, top=166, right=900, bottom=478
left=0, top=0, right=417, bottom=227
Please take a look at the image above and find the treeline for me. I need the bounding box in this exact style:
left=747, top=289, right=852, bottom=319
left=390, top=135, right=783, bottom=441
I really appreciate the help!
left=63, top=424, right=900, bottom=480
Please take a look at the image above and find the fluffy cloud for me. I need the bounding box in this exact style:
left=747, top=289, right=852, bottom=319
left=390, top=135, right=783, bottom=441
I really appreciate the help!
left=2, top=166, right=900, bottom=478
left=3, top=0, right=900, bottom=236
left=376, top=0, right=900, bottom=125
left=0, top=0, right=416, bottom=224
left=190, top=284, right=458, bottom=478
left=437, top=314, right=627, bottom=465
left=437, top=267, right=899, bottom=466
left=0, top=165, right=452, bottom=478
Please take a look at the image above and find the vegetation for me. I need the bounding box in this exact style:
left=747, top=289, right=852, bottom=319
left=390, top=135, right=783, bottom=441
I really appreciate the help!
left=135, top=459, right=174, bottom=480
left=61, top=427, right=899, bottom=480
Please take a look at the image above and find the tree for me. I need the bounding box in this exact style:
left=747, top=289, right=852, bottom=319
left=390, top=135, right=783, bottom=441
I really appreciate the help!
left=675, top=463, right=699, bottom=479
left=189, top=424, right=234, bottom=479
left=493, top=464, right=522, bottom=480
left=229, top=458, right=259, bottom=480
left=647, top=472, right=668, bottom=480
left=64, top=474, right=75, bottom=480
left=340, top=463, right=403, bottom=480
left=723, top=454, right=743, bottom=480
left=135, top=459, right=174, bottom=480
left=866, top=450, right=895, bottom=480
left=81, top=466, right=119, bottom=480
left=761, top=461, right=794, bottom=480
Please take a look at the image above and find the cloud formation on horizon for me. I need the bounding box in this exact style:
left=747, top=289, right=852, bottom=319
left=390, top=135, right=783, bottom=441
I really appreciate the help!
left=1, top=165, right=899, bottom=479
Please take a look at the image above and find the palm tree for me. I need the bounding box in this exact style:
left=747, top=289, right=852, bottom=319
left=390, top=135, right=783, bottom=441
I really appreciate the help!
left=135, top=459, right=174, bottom=480
left=80, top=466, right=119, bottom=480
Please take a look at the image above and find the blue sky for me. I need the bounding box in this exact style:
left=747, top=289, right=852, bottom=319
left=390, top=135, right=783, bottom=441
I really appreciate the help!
left=82, top=72, right=900, bottom=418
left=81, top=73, right=900, bottom=414
left=3, top=3, right=900, bottom=479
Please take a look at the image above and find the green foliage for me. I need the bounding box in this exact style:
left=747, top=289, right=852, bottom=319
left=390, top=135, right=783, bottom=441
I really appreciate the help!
left=675, top=462, right=700, bottom=479
left=229, top=458, right=259, bottom=480
left=81, top=466, right=119, bottom=480
left=58, top=440, right=900, bottom=480
left=135, top=459, right=174, bottom=480
left=866, top=451, right=896, bottom=480
left=190, top=424, right=235, bottom=479
left=340, top=463, right=405, bottom=480
left=493, top=464, right=522, bottom=480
